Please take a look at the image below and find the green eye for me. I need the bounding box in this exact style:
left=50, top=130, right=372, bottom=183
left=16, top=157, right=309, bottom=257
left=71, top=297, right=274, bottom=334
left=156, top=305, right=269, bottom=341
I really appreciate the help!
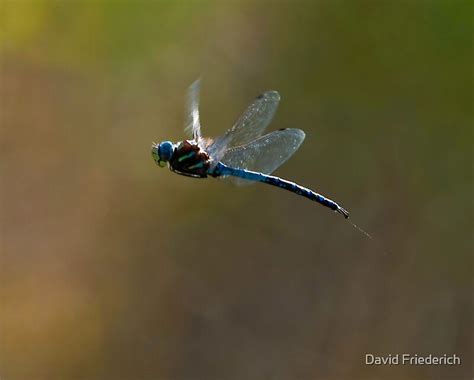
left=158, top=160, right=167, bottom=168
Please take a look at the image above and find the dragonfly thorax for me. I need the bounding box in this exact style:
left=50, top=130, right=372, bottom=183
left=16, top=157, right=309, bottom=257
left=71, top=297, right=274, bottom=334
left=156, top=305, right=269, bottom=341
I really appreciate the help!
left=168, top=140, right=211, bottom=178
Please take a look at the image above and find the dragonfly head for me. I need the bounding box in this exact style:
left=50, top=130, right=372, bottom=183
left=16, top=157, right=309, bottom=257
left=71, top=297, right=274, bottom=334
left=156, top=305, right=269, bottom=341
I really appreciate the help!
left=152, top=141, right=175, bottom=167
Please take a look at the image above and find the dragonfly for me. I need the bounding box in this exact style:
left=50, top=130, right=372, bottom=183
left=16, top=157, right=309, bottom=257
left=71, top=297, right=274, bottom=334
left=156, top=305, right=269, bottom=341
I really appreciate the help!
left=151, top=80, right=351, bottom=219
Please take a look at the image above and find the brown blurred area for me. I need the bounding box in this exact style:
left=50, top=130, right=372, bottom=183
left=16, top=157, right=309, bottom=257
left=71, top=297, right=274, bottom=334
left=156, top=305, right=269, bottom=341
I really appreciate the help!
left=1, top=1, right=472, bottom=379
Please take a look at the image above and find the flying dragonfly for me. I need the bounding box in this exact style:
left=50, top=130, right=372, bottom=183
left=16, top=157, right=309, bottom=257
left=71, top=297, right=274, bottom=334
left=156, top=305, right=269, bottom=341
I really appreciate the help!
left=151, top=80, right=351, bottom=219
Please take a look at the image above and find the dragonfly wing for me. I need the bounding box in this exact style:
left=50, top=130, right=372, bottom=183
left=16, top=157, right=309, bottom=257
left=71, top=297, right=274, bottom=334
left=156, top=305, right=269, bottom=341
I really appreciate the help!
left=220, top=128, right=306, bottom=185
left=184, top=79, right=203, bottom=142
left=207, top=91, right=280, bottom=162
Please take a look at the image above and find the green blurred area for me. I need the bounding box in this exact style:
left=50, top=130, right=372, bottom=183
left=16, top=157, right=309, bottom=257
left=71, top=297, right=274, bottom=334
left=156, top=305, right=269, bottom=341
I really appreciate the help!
left=1, top=1, right=472, bottom=379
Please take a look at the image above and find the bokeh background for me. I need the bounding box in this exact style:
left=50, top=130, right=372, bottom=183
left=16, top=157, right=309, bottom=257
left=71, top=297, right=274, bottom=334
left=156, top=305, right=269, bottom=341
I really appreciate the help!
left=1, top=1, right=472, bottom=379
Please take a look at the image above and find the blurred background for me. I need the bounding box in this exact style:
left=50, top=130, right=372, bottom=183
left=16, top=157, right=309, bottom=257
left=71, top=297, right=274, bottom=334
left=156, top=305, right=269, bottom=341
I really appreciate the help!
left=1, top=1, right=472, bottom=379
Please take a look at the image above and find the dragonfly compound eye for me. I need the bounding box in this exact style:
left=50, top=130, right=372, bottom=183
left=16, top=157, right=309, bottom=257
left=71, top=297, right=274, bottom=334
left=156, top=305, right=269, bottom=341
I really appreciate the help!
left=158, top=141, right=174, bottom=162
left=152, top=141, right=174, bottom=167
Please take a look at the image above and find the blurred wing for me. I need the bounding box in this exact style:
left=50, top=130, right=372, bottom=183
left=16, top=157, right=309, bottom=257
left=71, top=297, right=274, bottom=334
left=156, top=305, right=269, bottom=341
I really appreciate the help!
left=207, top=91, right=280, bottom=162
left=221, top=128, right=305, bottom=185
left=184, top=79, right=202, bottom=142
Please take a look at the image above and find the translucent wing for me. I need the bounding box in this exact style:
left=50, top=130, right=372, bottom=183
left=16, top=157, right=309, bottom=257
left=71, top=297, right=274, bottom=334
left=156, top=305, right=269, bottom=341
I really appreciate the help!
left=220, top=128, right=305, bottom=185
left=184, top=79, right=202, bottom=142
left=207, top=91, right=280, bottom=162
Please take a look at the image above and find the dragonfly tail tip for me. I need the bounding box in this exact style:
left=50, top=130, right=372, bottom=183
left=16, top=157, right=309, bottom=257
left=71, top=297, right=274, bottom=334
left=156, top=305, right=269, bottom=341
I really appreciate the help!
left=338, top=207, right=350, bottom=219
